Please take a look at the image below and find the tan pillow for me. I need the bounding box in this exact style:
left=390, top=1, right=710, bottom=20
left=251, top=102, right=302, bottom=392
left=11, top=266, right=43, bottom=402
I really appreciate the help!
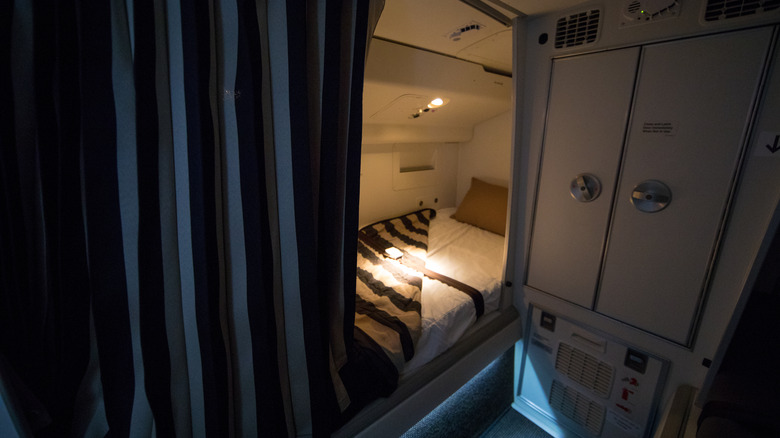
left=452, top=178, right=508, bottom=236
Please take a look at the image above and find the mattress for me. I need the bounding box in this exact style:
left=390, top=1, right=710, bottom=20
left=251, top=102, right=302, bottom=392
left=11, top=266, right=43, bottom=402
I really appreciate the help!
left=401, top=207, right=504, bottom=374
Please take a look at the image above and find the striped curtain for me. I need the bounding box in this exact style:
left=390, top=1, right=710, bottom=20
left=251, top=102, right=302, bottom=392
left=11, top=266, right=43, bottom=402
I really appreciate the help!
left=0, top=0, right=381, bottom=436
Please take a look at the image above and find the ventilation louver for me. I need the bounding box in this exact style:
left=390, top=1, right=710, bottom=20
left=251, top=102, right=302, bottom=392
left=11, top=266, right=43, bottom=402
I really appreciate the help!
left=550, top=380, right=606, bottom=436
left=555, top=343, right=614, bottom=398
left=554, top=9, right=601, bottom=49
left=704, top=0, right=780, bottom=21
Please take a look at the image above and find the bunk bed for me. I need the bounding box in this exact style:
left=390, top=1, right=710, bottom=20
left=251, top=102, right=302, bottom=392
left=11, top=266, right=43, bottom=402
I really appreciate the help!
left=335, top=178, right=523, bottom=437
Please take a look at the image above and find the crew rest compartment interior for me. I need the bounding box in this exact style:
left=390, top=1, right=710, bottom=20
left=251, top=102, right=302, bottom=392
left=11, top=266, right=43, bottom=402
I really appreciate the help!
left=338, top=0, right=780, bottom=437
left=6, top=1, right=780, bottom=437
left=334, top=9, right=523, bottom=433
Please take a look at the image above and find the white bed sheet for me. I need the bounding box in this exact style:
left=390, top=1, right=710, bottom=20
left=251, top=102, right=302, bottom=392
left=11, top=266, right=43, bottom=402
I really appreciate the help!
left=401, top=207, right=505, bottom=374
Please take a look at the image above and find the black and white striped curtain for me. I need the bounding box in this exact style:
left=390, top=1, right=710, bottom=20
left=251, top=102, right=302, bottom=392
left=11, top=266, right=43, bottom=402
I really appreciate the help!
left=0, top=0, right=382, bottom=436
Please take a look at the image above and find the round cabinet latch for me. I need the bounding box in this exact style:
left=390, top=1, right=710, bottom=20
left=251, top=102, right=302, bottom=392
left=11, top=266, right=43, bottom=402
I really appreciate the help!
left=570, top=174, right=601, bottom=202
left=631, top=180, right=671, bottom=213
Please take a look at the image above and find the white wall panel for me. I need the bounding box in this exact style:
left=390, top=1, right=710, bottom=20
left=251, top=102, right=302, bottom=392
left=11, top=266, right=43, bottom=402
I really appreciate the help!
left=358, top=143, right=458, bottom=227
left=596, top=28, right=773, bottom=344
left=526, top=48, right=640, bottom=308
left=456, top=111, right=513, bottom=205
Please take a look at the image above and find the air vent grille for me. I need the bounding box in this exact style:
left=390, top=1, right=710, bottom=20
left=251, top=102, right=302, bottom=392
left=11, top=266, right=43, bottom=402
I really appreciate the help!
left=704, top=0, right=780, bottom=21
left=550, top=380, right=606, bottom=436
left=555, top=343, right=614, bottom=398
left=554, top=9, right=600, bottom=49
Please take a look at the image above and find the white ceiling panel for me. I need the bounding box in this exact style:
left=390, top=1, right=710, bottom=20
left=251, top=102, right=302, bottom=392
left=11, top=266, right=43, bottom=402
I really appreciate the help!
left=373, top=0, right=590, bottom=75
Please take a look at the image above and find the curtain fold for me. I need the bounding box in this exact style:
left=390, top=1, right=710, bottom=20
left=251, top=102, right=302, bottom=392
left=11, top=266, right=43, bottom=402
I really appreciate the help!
left=269, top=0, right=383, bottom=433
left=133, top=0, right=177, bottom=433
left=0, top=0, right=381, bottom=436
left=80, top=0, right=137, bottom=433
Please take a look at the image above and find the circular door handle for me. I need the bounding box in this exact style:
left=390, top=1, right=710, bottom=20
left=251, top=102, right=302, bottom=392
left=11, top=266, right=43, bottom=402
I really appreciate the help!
left=631, top=180, right=671, bottom=213
left=570, top=174, right=601, bottom=202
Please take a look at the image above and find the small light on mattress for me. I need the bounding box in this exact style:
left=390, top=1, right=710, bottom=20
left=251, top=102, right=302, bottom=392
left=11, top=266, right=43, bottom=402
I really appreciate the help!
left=385, top=247, right=403, bottom=259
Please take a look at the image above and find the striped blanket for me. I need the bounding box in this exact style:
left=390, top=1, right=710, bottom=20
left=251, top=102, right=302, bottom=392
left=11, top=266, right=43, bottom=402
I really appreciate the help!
left=339, top=209, right=436, bottom=412
left=340, top=209, right=485, bottom=414
left=354, top=209, right=434, bottom=373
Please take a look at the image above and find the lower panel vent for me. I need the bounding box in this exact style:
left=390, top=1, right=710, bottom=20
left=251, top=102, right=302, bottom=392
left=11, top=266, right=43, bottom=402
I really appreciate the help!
left=555, top=343, right=614, bottom=398
left=704, top=0, right=780, bottom=21
left=554, top=9, right=600, bottom=49
left=550, top=380, right=605, bottom=436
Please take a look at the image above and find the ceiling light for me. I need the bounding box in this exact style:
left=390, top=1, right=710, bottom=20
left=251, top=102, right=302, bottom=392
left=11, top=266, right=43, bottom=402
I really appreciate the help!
left=427, top=97, right=448, bottom=108
left=410, top=98, right=449, bottom=119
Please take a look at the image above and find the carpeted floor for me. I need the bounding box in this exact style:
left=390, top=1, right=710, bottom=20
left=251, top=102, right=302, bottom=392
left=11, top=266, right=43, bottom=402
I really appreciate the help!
left=401, top=348, right=551, bottom=438
left=480, top=408, right=552, bottom=438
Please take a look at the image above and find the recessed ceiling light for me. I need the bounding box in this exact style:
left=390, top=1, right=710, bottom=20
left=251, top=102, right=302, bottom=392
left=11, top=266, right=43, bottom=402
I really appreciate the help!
left=428, top=97, right=448, bottom=108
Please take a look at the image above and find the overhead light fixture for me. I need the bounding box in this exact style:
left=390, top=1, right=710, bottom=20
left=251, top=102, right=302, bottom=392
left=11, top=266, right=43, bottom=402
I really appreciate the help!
left=428, top=98, right=445, bottom=108
left=410, top=97, right=449, bottom=119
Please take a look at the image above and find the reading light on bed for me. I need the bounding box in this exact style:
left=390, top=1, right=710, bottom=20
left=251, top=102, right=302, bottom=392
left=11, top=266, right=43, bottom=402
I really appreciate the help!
left=385, top=247, right=403, bottom=259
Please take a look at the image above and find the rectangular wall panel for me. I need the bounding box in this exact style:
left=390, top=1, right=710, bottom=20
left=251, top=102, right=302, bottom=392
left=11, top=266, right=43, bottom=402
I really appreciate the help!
left=516, top=306, right=668, bottom=438
left=595, top=28, right=774, bottom=344
left=527, top=48, right=639, bottom=307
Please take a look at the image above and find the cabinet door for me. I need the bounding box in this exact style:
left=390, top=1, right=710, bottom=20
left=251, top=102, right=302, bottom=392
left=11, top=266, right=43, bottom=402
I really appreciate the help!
left=595, top=28, right=773, bottom=344
left=527, top=48, right=640, bottom=307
